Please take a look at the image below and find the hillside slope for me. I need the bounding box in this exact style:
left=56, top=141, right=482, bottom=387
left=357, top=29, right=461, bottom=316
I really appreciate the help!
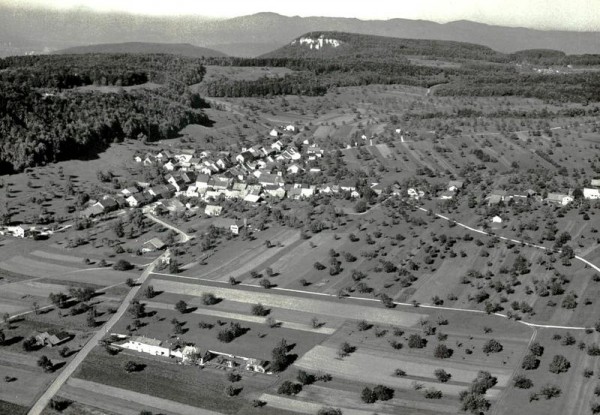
left=55, top=42, right=226, bottom=58
left=1, top=8, right=600, bottom=57
left=260, top=31, right=504, bottom=61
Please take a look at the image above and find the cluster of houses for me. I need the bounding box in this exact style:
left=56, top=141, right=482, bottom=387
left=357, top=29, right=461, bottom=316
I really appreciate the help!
left=112, top=334, right=267, bottom=373
left=486, top=183, right=600, bottom=207
left=106, top=127, right=372, bottom=213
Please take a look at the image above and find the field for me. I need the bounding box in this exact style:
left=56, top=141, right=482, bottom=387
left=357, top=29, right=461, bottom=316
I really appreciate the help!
left=2, top=73, right=600, bottom=414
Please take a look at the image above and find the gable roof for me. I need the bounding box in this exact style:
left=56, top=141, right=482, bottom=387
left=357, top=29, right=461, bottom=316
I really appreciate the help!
left=144, top=238, right=166, bottom=250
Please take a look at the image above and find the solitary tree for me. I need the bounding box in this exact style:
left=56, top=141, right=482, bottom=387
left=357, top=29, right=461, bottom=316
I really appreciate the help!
left=37, top=355, right=53, bottom=372
left=175, top=300, right=188, bottom=314
left=549, top=355, right=570, bottom=374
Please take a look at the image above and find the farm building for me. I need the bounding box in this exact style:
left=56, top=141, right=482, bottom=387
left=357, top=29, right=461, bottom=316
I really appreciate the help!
left=10, top=224, right=36, bottom=238
left=80, top=203, right=105, bottom=218
left=591, top=179, right=600, bottom=187
left=207, top=350, right=267, bottom=373
left=213, top=218, right=245, bottom=235
left=35, top=330, right=71, bottom=347
left=142, top=238, right=166, bottom=253
left=583, top=188, right=600, bottom=199
left=492, top=216, right=503, bottom=223
left=117, top=336, right=172, bottom=357
left=546, top=193, right=573, bottom=206
left=448, top=180, right=464, bottom=191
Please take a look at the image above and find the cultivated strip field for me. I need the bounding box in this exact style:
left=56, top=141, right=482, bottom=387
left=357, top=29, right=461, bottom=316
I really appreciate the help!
left=258, top=393, right=388, bottom=415
left=144, top=300, right=337, bottom=334
left=30, top=250, right=85, bottom=263
left=294, top=345, right=504, bottom=398
left=63, top=378, right=224, bottom=415
left=299, top=384, right=459, bottom=414
left=150, top=279, right=427, bottom=326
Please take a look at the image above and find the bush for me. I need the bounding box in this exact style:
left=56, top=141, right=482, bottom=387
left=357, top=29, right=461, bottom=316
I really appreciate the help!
left=513, top=375, right=533, bottom=389
left=124, top=361, right=142, bottom=373
left=172, top=300, right=188, bottom=313
left=227, top=372, right=241, bottom=382
left=224, top=385, right=239, bottom=397
left=529, top=341, right=544, bottom=356
left=521, top=354, right=540, bottom=370
left=338, top=342, right=355, bottom=358
left=217, top=322, right=245, bottom=343
left=548, top=355, right=570, bottom=374
left=277, top=381, right=302, bottom=395
left=424, top=388, right=443, bottom=399
left=361, top=387, right=377, bottom=403
left=408, top=334, right=426, bottom=349
left=394, top=368, right=406, bottom=377
left=373, top=385, right=394, bottom=401
left=539, top=384, right=561, bottom=399
left=113, top=259, right=133, bottom=271
left=22, top=336, right=38, bottom=352
left=259, top=278, right=273, bottom=289
left=297, top=370, right=315, bottom=385
left=251, top=303, right=269, bottom=316
left=482, top=339, right=503, bottom=354
left=434, top=369, right=451, bottom=382
left=317, top=408, right=342, bottom=415
left=201, top=293, right=218, bottom=305
left=433, top=344, right=453, bottom=359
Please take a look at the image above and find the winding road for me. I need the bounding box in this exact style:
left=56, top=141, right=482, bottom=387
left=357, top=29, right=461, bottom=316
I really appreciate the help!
left=145, top=213, right=193, bottom=242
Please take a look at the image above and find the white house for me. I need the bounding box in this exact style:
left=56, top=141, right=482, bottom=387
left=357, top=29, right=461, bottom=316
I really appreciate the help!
left=492, top=216, right=503, bottom=223
left=439, top=190, right=455, bottom=200
left=583, top=188, right=600, bottom=200
left=287, top=164, right=303, bottom=174
left=118, top=336, right=172, bottom=357
left=546, top=193, right=573, bottom=206
left=205, top=205, right=223, bottom=217
left=163, top=161, right=177, bottom=171
left=408, top=188, right=425, bottom=200
left=269, top=128, right=280, bottom=137
left=285, top=125, right=296, bottom=132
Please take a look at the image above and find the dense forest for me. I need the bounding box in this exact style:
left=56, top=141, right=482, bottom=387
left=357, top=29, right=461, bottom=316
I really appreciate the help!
left=0, top=54, right=210, bottom=173
left=199, top=32, right=600, bottom=102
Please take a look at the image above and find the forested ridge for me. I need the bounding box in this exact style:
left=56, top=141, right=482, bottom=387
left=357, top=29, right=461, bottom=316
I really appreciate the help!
left=199, top=32, right=600, bottom=102
left=0, top=54, right=210, bottom=173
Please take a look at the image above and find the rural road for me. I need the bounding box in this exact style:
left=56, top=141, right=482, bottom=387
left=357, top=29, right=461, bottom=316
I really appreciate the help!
left=27, top=250, right=169, bottom=415
left=145, top=213, right=193, bottom=242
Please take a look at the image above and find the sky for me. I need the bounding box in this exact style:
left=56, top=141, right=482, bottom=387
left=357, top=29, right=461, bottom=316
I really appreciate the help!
left=4, top=0, right=600, bottom=31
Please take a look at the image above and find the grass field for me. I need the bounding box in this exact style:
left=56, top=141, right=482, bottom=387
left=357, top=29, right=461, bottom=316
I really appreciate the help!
left=149, top=278, right=428, bottom=327
left=73, top=348, right=278, bottom=415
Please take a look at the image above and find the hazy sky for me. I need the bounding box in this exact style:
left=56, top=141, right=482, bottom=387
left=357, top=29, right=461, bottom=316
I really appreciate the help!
left=5, top=0, right=600, bottom=30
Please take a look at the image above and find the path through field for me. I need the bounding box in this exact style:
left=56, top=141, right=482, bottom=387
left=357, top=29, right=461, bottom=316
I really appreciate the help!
left=26, top=250, right=170, bottom=415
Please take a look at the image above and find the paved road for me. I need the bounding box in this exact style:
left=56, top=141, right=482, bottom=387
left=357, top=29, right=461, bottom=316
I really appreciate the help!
left=145, top=213, right=192, bottom=242
left=27, top=250, right=169, bottom=415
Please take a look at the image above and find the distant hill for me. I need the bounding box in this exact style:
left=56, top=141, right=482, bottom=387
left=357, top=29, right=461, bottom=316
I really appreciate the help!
left=1, top=7, right=600, bottom=58
left=260, top=31, right=504, bottom=61
left=55, top=42, right=226, bottom=58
